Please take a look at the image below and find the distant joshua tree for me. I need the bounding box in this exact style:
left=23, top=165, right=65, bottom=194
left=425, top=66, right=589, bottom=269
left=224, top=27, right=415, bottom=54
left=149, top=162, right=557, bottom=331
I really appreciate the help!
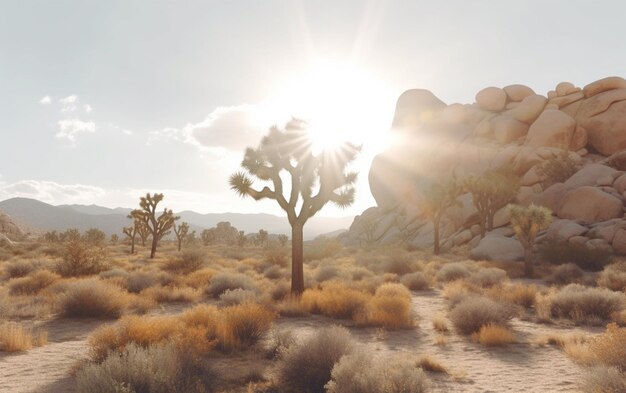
left=508, top=204, right=552, bottom=277
left=465, top=170, right=519, bottom=238
left=258, top=229, right=269, bottom=246
left=230, top=119, right=360, bottom=295
left=110, top=234, right=119, bottom=244
left=237, top=230, right=246, bottom=248
left=135, top=193, right=178, bottom=258
left=278, top=234, right=289, bottom=247
left=419, top=179, right=461, bottom=254
left=83, top=228, right=106, bottom=246
left=201, top=229, right=215, bottom=246
left=174, top=222, right=190, bottom=252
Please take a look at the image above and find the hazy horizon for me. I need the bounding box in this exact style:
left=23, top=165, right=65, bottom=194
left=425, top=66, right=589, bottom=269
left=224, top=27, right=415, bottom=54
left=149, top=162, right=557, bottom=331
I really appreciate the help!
left=3, top=0, right=626, bottom=216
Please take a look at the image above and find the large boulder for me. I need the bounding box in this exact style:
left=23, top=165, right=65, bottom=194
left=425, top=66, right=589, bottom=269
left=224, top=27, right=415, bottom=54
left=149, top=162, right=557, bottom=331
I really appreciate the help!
left=0, top=212, right=24, bottom=239
left=525, top=110, right=576, bottom=149
left=391, top=89, right=447, bottom=129
left=476, top=87, right=507, bottom=111
left=563, top=164, right=618, bottom=189
left=583, top=76, right=626, bottom=98
left=578, top=99, right=626, bottom=155
left=469, top=234, right=524, bottom=261
left=557, top=186, right=623, bottom=223
left=510, top=94, right=547, bottom=123
left=492, top=116, right=528, bottom=144
left=556, top=82, right=580, bottom=96
left=503, top=84, right=535, bottom=102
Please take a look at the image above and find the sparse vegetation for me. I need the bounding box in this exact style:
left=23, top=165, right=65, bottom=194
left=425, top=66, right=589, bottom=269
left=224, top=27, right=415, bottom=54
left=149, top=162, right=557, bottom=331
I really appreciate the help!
left=548, top=284, right=625, bottom=324
left=59, top=279, right=130, bottom=318
left=508, top=203, right=553, bottom=277
left=449, top=296, right=515, bottom=335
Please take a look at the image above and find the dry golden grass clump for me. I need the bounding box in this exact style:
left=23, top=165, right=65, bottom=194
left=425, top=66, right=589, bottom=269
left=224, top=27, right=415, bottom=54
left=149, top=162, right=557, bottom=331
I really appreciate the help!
left=58, top=279, right=130, bottom=318
left=467, top=267, right=508, bottom=288
left=432, top=314, right=449, bottom=333
left=205, top=272, right=260, bottom=298
left=357, top=283, right=414, bottom=329
left=162, top=249, right=205, bottom=273
left=485, top=283, right=538, bottom=309
left=597, top=262, right=626, bottom=291
left=400, top=271, right=431, bottom=291
left=449, top=296, right=515, bottom=335
left=55, top=240, right=109, bottom=277
left=581, top=366, right=626, bottom=393
left=548, top=284, right=625, bottom=324
left=590, top=323, right=626, bottom=372
left=546, top=263, right=585, bottom=286
left=472, top=324, right=516, bottom=347
left=301, top=281, right=370, bottom=319
left=435, top=262, right=472, bottom=283
left=141, top=284, right=201, bottom=304
left=0, top=322, right=47, bottom=352
left=416, top=354, right=448, bottom=373
left=8, top=269, right=60, bottom=295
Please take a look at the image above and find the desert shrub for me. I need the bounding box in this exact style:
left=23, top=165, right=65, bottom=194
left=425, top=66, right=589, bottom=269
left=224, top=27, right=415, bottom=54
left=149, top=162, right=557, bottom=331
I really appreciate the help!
left=0, top=322, right=47, bottom=352
left=590, top=323, right=626, bottom=372
left=76, top=343, right=215, bottom=393
left=432, top=314, right=449, bottom=333
left=267, top=329, right=296, bottom=359
left=141, top=285, right=201, bottom=304
left=549, top=284, right=625, bottom=323
left=358, top=283, right=414, bottom=329
left=205, top=272, right=259, bottom=298
left=301, top=282, right=370, bottom=319
left=468, top=267, right=507, bottom=287
left=126, top=271, right=159, bottom=293
left=56, top=240, right=108, bottom=277
left=382, top=251, right=413, bottom=275
left=485, top=283, right=538, bottom=309
left=218, top=288, right=259, bottom=306
left=535, top=150, right=579, bottom=186
left=386, top=357, right=430, bottom=393
left=163, top=249, right=205, bottom=273
left=8, top=270, right=60, bottom=295
left=581, top=366, right=626, bottom=393
left=350, top=266, right=374, bottom=281
left=598, top=262, right=626, bottom=291
left=400, top=271, right=430, bottom=291
left=472, top=323, right=516, bottom=346
left=3, top=259, right=37, bottom=278
left=99, top=269, right=129, bottom=280
left=263, top=265, right=284, bottom=280
left=449, top=296, right=515, bottom=335
left=277, top=296, right=309, bottom=317
left=59, top=279, right=129, bottom=318
left=304, top=238, right=342, bottom=262
left=276, top=326, right=355, bottom=393
left=314, top=265, right=340, bottom=283
left=324, top=348, right=385, bottom=393
left=539, top=238, right=612, bottom=271
left=435, top=262, right=471, bottom=282
left=217, top=303, right=275, bottom=350
left=546, top=263, right=584, bottom=285
left=416, top=354, right=447, bottom=373
left=264, top=246, right=288, bottom=267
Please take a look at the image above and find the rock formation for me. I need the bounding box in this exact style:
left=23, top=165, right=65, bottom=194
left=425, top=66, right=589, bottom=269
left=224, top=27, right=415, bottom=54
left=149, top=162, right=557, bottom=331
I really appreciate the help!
left=0, top=211, right=25, bottom=242
left=343, top=76, right=626, bottom=261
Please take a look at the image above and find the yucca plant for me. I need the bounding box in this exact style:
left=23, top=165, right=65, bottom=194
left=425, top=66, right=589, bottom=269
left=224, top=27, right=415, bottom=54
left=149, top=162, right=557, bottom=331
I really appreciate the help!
left=135, top=193, right=178, bottom=258
left=508, top=203, right=552, bottom=277
left=174, top=222, right=189, bottom=252
left=230, top=119, right=360, bottom=294
left=419, top=179, right=461, bottom=254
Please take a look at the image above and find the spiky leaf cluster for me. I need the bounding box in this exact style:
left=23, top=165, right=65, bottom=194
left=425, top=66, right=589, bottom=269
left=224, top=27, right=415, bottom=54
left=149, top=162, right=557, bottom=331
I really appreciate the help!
left=508, top=203, right=553, bottom=247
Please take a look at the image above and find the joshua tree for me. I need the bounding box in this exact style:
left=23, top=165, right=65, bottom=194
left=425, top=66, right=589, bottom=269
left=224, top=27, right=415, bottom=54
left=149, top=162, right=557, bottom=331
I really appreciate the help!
left=508, top=203, right=553, bottom=277
left=135, top=193, right=178, bottom=258
left=465, top=170, right=519, bottom=238
left=230, top=120, right=359, bottom=295
left=358, top=215, right=378, bottom=245
left=201, top=229, right=215, bottom=246
left=419, top=179, right=461, bottom=255
left=237, top=230, right=246, bottom=248
left=174, top=222, right=190, bottom=252
left=258, top=229, right=269, bottom=246
left=122, top=225, right=137, bottom=254
left=278, top=234, right=289, bottom=247
left=110, top=234, right=119, bottom=244
left=137, top=219, right=149, bottom=246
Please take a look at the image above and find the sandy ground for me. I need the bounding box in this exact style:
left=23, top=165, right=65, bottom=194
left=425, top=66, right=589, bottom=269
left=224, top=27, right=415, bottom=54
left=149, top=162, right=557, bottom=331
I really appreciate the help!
left=0, top=289, right=602, bottom=393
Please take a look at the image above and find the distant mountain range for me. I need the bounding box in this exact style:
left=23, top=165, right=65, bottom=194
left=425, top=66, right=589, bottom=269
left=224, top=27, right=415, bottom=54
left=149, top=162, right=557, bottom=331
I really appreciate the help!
left=0, top=198, right=355, bottom=240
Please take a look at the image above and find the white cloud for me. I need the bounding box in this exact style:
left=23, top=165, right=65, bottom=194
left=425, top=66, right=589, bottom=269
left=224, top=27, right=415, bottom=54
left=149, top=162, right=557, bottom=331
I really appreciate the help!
left=0, top=180, right=106, bottom=205
left=56, top=119, right=96, bottom=141
left=39, top=95, right=51, bottom=104
left=83, top=104, right=93, bottom=113
left=59, top=95, right=79, bottom=112
left=147, top=127, right=185, bottom=145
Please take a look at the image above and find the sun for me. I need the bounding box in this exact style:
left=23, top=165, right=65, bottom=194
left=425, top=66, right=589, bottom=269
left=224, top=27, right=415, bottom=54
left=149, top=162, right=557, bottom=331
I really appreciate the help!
left=264, top=59, right=396, bottom=157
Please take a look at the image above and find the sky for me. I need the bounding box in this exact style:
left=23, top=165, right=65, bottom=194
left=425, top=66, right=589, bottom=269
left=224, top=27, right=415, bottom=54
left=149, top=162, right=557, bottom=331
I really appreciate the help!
left=1, top=0, right=626, bottom=216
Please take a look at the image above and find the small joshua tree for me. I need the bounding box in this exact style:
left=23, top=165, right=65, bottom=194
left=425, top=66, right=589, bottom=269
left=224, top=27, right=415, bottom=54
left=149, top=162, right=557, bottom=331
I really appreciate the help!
left=508, top=203, right=552, bottom=277
left=174, top=222, right=190, bottom=252
left=110, top=234, right=119, bottom=244
left=465, top=170, right=520, bottom=238
left=201, top=229, right=215, bottom=246
left=278, top=234, right=289, bottom=247
left=237, top=230, right=246, bottom=248
left=230, top=120, right=359, bottom=295
left=135, top=193, right=178, bottom=258
left=258, top=229, right=269, bottom=247
left=419, top=179, right=461, bottom=254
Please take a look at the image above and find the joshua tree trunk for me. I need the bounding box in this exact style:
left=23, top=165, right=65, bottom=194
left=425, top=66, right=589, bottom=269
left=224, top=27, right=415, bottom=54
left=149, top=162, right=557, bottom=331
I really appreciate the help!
left=131, top=237, right=135, bottom=254
left=291, top=223, right=304, bottom=295
left=177, top=239, right=182, bottom=252
left=523, top=246, right=533, bottom=277
left=150, top=237, right=158, bottom=259
left=433, top=215, right=441, bottom=255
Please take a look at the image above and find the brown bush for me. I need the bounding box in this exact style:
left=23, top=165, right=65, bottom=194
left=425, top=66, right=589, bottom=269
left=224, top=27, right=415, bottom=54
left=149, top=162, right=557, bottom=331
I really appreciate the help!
left=301, top=282, right=370, bottom=319
left=484, top=283, right=538, bottom=309
left=472, top=324, right=516, bottom=346
left=205, top=272, right=259, bottom=298
left=598, top=262, right=626, bottom=291
left=3, top=260, right=37, bottom=279
left=162, top=249, right=205, bottom=273
left=142, top=285, right=201, bottom=304
left=357, top=283, right=414, bottom=329
left=55, top=240, right=108, bottom=277
left=8, top=270, right=60, bottom=295
left=548, top=284, right=625, bottom=324
left=59, top=279, right=129, bottom=318
left=468, top=267, right=507, bottom=288
left=400, top=271, right=431, bottom=291
left=435, top=262, right=471, bottom=282
left=0, top=323, right=47, bottom=352
left=581, top=366, right=626, bottom=393
left=449, top=296, right=515, bottom=335
left=217, top=303, right=276, bottom=350
left=546, top=263, right=584, bottom=285
left=590, top=323, right=626, bottom=372
left=432, top=314, right=449, bottom=333
left=416, top=354, right=447, bottom=373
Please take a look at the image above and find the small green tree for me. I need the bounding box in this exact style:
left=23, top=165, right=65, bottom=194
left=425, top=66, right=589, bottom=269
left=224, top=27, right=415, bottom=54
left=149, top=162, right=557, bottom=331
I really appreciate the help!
left=136, top=193, right=178, bottom=258
left=419, top=179, right=461, bottom=254
left=508, top=203, right=553, bottom=277
left=465, top=170, right=520, bottom=237
left=174, top=222, right=189, bottom=252
left=230, top=120, right=359, bottom=295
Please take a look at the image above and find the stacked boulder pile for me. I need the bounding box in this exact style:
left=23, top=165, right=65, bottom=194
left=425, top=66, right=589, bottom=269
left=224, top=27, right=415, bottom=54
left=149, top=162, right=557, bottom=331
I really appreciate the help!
left=0, top=211, right=24, bottom=245
left=342, top=76, right=626, bottom=261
